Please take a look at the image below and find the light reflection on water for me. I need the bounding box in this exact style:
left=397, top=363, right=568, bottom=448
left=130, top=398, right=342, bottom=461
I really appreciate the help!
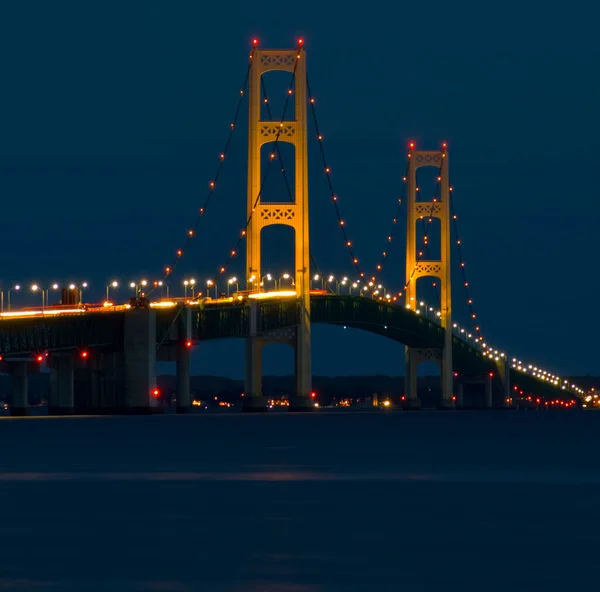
left=0, top=412, right=598, bottom=591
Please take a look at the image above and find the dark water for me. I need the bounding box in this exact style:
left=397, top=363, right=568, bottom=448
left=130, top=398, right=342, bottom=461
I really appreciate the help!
left=0, top=411, right=599, bottom=591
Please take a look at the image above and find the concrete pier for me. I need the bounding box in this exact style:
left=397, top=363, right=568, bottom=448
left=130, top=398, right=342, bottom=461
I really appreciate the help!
left=176, top=341, right=191, bottom=413
left=484, top=373, right=493, bottom=408
left=49, top=352, right=75, bottom=415
left=123, top=308, right=158, bottom=413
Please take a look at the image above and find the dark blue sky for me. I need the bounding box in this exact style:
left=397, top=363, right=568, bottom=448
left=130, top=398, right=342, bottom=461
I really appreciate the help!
left=1, top=1, right=598, bottom=378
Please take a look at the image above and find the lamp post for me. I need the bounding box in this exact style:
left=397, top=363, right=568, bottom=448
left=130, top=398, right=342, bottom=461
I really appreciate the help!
left=106, top=280, right=118, bottom=301
left=278, top=273, right=295, bottom=290
left=260, top=274, right=274, bottom=292
left=247, top=275, right=256, bottom=291
left=206, top=279, right=217, bottom=298
left=129, top=280, right=147, bottom=297
left=153, top=280, right=169, bottom=299
left=31, top=284, right=44, bottom=308
left=227, top=277, right=238, bottom=296
left=326, top=275, right=334, bottom=292
left=311, top=274, right=324, bottom=289
left=44, top=283, right=60, bottom=306
left=350, top=281, right=358, bottom=295
left=7, top=284, right=20, bottom=311
left=183, top=279, right=196, bottom=298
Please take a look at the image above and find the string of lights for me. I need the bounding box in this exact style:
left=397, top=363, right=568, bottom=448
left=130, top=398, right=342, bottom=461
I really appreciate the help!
left=259, top=75, right=331, bottom=293
left=449, top=189, right=483, bottom=343
left=371, top=162, right=409, bottom=281
left=148, top=43, right=259, bottom=298
left=199, top=40, right=304, bottom=293
left=306, top=75, right=383, bottom=297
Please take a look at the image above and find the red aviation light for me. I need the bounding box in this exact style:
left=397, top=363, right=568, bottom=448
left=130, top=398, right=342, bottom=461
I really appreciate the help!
left=310, top=391, right=316, bottom=398
left=36, top=355, right=43, bottom=362
left=297, top=38, right=304, bottom=45
left=81, top=351, right=88, bottom=359
left=185, top=341, right=192, bottom=348
left=252, top=38, right=259, bottom=46
left=408, top=141, right=415, bottom=149
left=152, top=388, right=160, bottom=397
left=441, top=141, right=448, bottom=149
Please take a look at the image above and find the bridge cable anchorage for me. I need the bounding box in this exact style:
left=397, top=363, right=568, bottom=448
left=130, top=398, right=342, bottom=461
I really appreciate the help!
left=449, top=188, right=483, bottom=344
left=190, top=40, right=305, bottom=298
left=257, top=76, right=331, bottom=293
left=147, top=44, right=258, bottom=300
left=305, top=75, right=382, bottom=299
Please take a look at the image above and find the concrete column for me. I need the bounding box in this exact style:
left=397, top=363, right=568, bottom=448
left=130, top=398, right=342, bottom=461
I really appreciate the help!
left=9, top=362, right=28, bottom=416
left=176, top=342, right=191, bottom=413
left=123, top=309, right=158, bottom=413
left=456, top=382, right=464, bottom=408
left=403, top=348, right=421, bottom=409
left=484, top=374, right=493, bottom=409
left=243, top=301, right=267, bottom=411
left=49, top=353, right=75, bottom=415
left=290, top=325, right=313, bottom=412
left=497, top=359, right=511, bottom=407
left=243, top=337, right=267, bottom=411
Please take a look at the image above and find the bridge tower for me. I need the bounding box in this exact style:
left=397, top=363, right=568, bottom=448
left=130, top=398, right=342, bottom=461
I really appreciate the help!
left=244, top=44, right=311, bottom=410
left=404, top=145, right=453, bottom=408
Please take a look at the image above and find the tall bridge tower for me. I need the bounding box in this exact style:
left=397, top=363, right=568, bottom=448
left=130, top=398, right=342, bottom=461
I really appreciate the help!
left=404, top=145, right=454, bottom=407
left=244, top=45, right=311, bottom=410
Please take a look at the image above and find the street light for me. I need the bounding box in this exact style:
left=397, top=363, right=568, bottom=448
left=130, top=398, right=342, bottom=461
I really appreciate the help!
left=45, top=283, right=60, bottom=306
left=129, top=280, right=147, bottom=297
left=326, top=275, right=334, bottom=291
left=247, top=275, right=256, bottom=291
left=6, top=284, right=20, bottom=311
left=31, top=284, right=44, bottom=308
left=183, top=278, right=196, bottom=298
left=312, top=274, right=324, bottom=289
left=206, top=279, right=217, bottom=298
left=260, top=274, right=274, bottom=292
left=227, top=277, right=238, bottom=295
left=278, top=273, right=294, bottom=290
left=106, top=280, right=118, bottom=301
left=153, top=280, right=169, bottom=299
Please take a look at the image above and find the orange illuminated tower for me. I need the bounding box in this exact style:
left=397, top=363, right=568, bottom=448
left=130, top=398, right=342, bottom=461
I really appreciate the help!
left=244, top=42, right=311, bottom=409
left=404, top=144, right=453, bottom=407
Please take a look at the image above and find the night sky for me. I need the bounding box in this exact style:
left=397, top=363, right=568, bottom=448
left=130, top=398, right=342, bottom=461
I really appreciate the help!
left=1, top=1, right=598, bottom=378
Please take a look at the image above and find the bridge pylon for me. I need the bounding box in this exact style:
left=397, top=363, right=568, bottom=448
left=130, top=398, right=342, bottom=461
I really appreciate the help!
left=244, top=44, right=311, bottom=411
left=404, top=145, right=453, bottom=408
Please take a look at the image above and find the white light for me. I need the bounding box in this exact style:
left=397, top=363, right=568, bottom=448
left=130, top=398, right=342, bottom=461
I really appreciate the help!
left=82, top=282, right=88, bottom=288
left=111, top=281, right=118, bottom=288
left=52, top=283, right=59, bottom=290
left=282, top=273, right=290, bottom=279
left=141, top=280, right=147, bottom=287
left=130, top=282, right=136, bottom=288
left=313, top=274, right=319, bottom=281
left=69, top=284, right=76, bottom=290
left=31, top=284, right=39, bottom=291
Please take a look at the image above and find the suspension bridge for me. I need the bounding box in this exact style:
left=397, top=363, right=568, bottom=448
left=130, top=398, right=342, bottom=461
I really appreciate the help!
left=0, top=40, right=584, bottom=415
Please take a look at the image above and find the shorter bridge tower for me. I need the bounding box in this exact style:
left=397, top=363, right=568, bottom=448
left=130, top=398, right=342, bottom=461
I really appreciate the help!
left=244, top=44, right=311, bottom=411
left=404, top=144, right=453, bottom=408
